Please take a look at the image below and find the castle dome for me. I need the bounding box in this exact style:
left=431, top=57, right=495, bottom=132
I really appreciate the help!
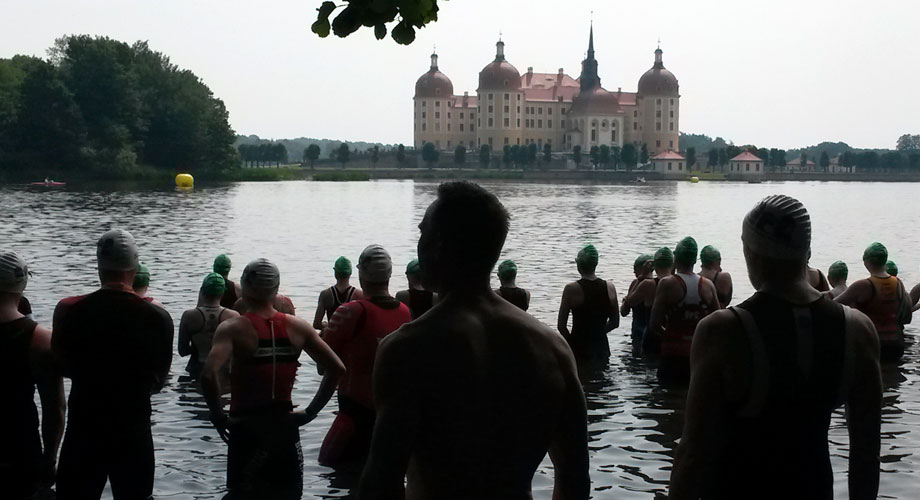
left=478, top=40, right=522, bottom=90
left=569, top=86, right=621, bottom=115
left=638, top=48, right=679, bottom=96
left=415, top=52, right=454, bottom=98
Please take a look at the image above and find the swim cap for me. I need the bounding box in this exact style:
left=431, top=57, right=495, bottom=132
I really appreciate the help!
left=241, top=258, right=280, bottom=298
left=828, top=261, right=848, bottom=281
left=700, top=245, right=721, bottom=267
left=97, top=229, right=140, bottom=271
left=0, top=251, right=29, bottom=293
left=653, top=247, right=674, bottom=268
left=886, top=260, right=898, bottom=277
left=862, top=242, right=888, bottom=267
left=674, top=237, right=699, bottom=266
left=213, top=254, right=232, bottom=275
left=576, top=245, right=599, bottom=270
left=633, top=254, right=653, bottom=271
left=334, top=256, right=352, bottom=276
left=201, top=272, right=226, bottom=297
left=133, top=263, right=150, bottom=288
left=405, top=258, right=421, bottom=276
left=498, top=260, right=517, bottom=280
left=358, top=245, right=392, bottom=283
left=742, top=195, right=811, bottom=260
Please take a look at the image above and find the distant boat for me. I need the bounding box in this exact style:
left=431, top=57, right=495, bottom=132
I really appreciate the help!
left=30, top=179, right=66, bottom=187
left=634, top=176, right=646, bottom=183
left=747, top=179, right=763, bottom=184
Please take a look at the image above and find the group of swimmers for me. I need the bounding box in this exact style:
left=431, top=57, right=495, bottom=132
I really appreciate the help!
left=0, top=181, right=902, bottom=499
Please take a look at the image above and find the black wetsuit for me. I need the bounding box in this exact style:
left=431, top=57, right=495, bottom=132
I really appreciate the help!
left=704, top=293, right=846, bottom=500
left=53, top=289, right=174, bottom=500
left=220, top=278, right=239, bottom=309
left=713, top=272, right=733, bottom=306
left=326, top=285, right=357, bottom=322
left=498, top=286, right=529, bottom=311
left=0, top=317, right=42, bottom=500
left=18, top=296, right=32, bottom=317
left=408, top=287, right=434, bottom=319
left=569, top=278, right=613, bottom=362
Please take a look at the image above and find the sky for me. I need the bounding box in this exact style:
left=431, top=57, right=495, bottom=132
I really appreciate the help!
left=1, top=0, right=918, bottom=150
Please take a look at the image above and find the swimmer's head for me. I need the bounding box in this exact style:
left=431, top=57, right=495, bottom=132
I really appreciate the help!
left=576, top=245, right=599, bottom=274
left=741, top=195, right=811, bottom=289
left=97, top=229, right=140, bottom=272
left=418, top=182, right=510, bottom=292
left=241, top=258, right=280, bottom=303
left=0, top=251, right=29, bottom=294
left=700, top=245, right=721, bottom=268
left=498, top=260, right=517, bottom=282
left=828, top=261, right=848, bottom=283
left=333, top=256, right=352, bottom=278
left=633, top=254, right=653, bottom=276
left=654, top=247, right=674, bottom=271
left=862, top=242, right=888, bottom=270
left=358, top=244, right=392, bottom=286
left=200, top=272, right=226, bottom=298
left=406, top=258, right=421, bottom=276
left=886, top=260, right=898, bottom=277
left=133, top=263, right=150, bottom=289
left=213, top=254, right=232, bottom=277
left=674, top=237, right=699, bottom=268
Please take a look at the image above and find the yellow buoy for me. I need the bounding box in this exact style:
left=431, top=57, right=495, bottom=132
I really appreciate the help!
left=175, top=173, right=194, bottom=189
left=690, top=176, right=700, bottom=183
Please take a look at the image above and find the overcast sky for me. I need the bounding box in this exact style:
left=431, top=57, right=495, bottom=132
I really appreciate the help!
left=2, top=0, right=917, bottom=149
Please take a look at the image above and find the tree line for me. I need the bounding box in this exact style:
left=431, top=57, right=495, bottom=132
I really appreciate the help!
left=238, top=143, right=288, bottom=167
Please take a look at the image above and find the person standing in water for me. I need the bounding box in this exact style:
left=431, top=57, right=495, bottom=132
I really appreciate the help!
left=395, top=258, right=437, bottom=319
left=621, top=254, right=655, bottom=355
left=669, top=195, right=881, bottom=500
left=53, top=229, right=174, bottom=500
left=360, top=181, right=589, bottom=499
left=886, top=260, right=898, bottom=277
left=836, top=242, right=912, bottom=360
left=698, top=245, right=733, bottom=308
left=648, top=237, right=720, bottom=384
left=202, top=259, right=345, bottom=499
left=178, top=273, right=239, bottom=379
left=213, top=254, right=242, bottom=309
left=558, top=244, right=619, bottom=365
left=0, top=251, right=65, bottom=500
left=318, top=245, right=412, bottom=467
left=826, top=261, right=849, bottom=299
left=494, top=259, right=530, bottom=311
left=641, top=247, right=675, bottom=356
left=313, top=256, right=363, bottom=331
left=132, top=262, right=165, bottom=308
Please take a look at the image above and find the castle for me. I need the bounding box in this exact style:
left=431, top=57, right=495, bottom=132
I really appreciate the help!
left=413, top=25, right=680, bottom=155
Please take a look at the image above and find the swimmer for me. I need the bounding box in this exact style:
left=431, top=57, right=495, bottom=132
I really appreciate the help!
left=202, top=259, right=345, bottom=499
left=494, top=259, right=530, bottom=311
left=0, top=251, right=65, bottom=499
left=18, top=295, right=34, bottom=320
left=360, top=182, right=589, bottom=499
left=698, top=245, right=733, bottom=308
left=648, top=237, right=720, bottom=385
left=826, top=261, right=848, bottom=299
left=132, top=262, right=164, bottom=308
left=836, top=242, right=912, bottom=360
left=318, top=245, right=411, bottom=467
left=233, top=292, right=296, bottom=315
left=213, top=254, right=242, bottom=309
left=640, top=247, right=676, bottom=355
left=621, top=254, right=655, bottom=355
left=557, top=244, right=619, bottom=365
left=669, top=195, right=881, bottom=500
left=806, top=251, right=830, bottom=292
left=52, top=229, right=174, bottom=500
left=177, top=273, right=239, bottom=379
left=313, top=256, right=364, bottom=330
left=886, top=260, right=898, bottom=277
left=395, top=258, right=438, bottom=319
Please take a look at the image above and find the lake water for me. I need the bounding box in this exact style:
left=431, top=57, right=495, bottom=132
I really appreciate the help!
left=2, top=179, right=918, bottom=499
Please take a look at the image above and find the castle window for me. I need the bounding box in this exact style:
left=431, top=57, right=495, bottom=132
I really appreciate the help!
left=538, top=108, right=543, bottom=115
left=488, top=118, right=493, bottom=127
left=447, top=124, right=451, bottom=131
left=670, top=140, right=674, bottom=148
left=538, top=119, right=543, bottom=128
left=668, top=162, right=672, bottom=171
left=448, top=113, right=451, bottom=119
left=670, top=99, right=675, bottom=106
left=504, top=105, right=509, bottom=113
left=478, top=119, right=481, bottom=127
left=669, top=123, right=674, bottom=131
left=422, top=101, right=426, bottom=107
left=656, top=123, right=662, bottom=131
left=517, top=106, right=520, bottom=113
left=656, top=110, right=661, bottom=118
left=517, top=94, right=521, bottom=101
left=503, top=80, right=508, bottom=87
left=656, top=98, right=662, bottom=105
left=460, top=124, right=464, bottom=132
left=504, top=93, right=509, bottom=100
left=633, top=110, right=637, bottom=118
left=516, top=138, right=520, bottom=145
left=447, top=101, right=451, bottom=107
left=601, top=120, right=608, bottom=129
left=435, top=123, right=440, bottom=131
left=435, top=89, right=440, bottom=96
left=517, top=119, right=520, bottom=127
left=504, top=137, right=509, bottom=145
left=746, top=164, right=750, bottom=172
left=548, top=120, right=552, bottom=128
left=460, top=113, right=464, bottom=119
left=422, top=123, right=426, bottom=131
left=548, top=108, right=553, bottom=115
left=633, top=122, right=637, bottom=130
left=679, top=163, right=683, bottom=170
left=670, top=110, right=674, bottom=118
left=504, top=118, right=510, bottom=127
left=591, top=129, right=596, bottom=141
left=488, top=105, right=493, bottom=113
left=488, top=137, right=493, bottom=146
left=561, top=108, right=566, bottom=114
left=436, top=101, right=440, bottom=107
left=612, top=130, right=617, bottom=142
left=435, top=112, right=440, bottom=119
left=422, top=112, right=426, bottom=118
left=656, top=140, right=661, bottom=147
left=447, top=141, right=451, bottom=148
left=471, top=124, right=475, bottom=131
left=489, top=94, right=493, bottom=100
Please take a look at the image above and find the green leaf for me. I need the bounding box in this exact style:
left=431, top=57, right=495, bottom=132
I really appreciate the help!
left=332, top=6, right=362, bottom=38
left=311, top=19, right=331, bottom=37
left=391, top=20, right=416, bottom=45
left=374, top=24, right=387, bottom=40
left=317, top=1, right=337, bottom=19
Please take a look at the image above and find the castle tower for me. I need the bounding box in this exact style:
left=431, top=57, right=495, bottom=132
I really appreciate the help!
left=476, top=39, right=524, bottom=152
left=637, top=45, right=680, bottom=155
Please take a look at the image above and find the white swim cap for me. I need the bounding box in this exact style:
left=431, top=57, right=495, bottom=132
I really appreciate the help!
left=358, top=244, right=392, bottom=284
left=96, top=229, right=140, bottom=271
left=241, top=258, right=280, bottom=298
left=0, top=251, right=29, bottom=293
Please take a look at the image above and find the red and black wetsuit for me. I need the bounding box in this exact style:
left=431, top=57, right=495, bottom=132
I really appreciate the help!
left=325, top=285, right=356, bottom=323
left=408, top=287, right=434, bottom=319
left=227, top=312, right=303, bottom=499
left=498, top=286, right=529, bottom=311
left=858, top=275, right=904, bottom=360
left=220, top=278, right=239, bottom=309
left=53, top=289, right=173, bottom=500
left=0, top=317, right=42, bottom=499
left=705, top=293, right=846, bottom=500
left=569, top=278, right=613, bottom=364
left=319, top=297, right=411, bottom=466
left=659, top=273, right=712, bottom=384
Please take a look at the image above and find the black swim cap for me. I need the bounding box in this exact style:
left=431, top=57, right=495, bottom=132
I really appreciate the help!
left=742, top=195, right=811, bottom=260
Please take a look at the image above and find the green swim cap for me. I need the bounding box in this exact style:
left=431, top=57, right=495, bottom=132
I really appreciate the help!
left=498, top=260, right=517, bottom=280
left=133, top=263, right=150, bottom=288
left=828, top=261, right=848, bottom=281
left=406, top=258, right=421, bottom=276
left=654, top=247, right=674, bottom=268
left=886, top=260, right=898, bottom=277
left=700, top=245, right=721, bottom=267
left=634, top=254, right=653, bottom=271
left=201, top=272, right=226, bottom=297
left=862, top=242, right=888, bottom=267
left=576, top=245, right=599, bottom=271
left=674, top=236, right=699, bottom=266
left=213, top=254, right=232, bottom=275
left=333, top=256, right=352, bottom=276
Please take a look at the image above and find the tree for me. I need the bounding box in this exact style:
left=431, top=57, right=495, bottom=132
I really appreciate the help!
left=525, top=143, right=538, bottom=168
left=396, top=144, right=406, bottom=166
left=599, top=145, right=610, bottom=169
left=543, top=143, right=552, bottom=164
left=371, top=145, right=379, bottom=169
left=686, top=147, right=697, bottom=170
left=611, top=146, right=621, bottom=170
left=756, top=148, right=770, bottom=168
left=421, top=142, right=438, bottom=169
left=908, top=153, right=920, bottom=171
left=311, top=0, right=440, bottom=45
left=896, top=134, right=920, bottom=151
left=572, top=145, right=582, bottom=167
left=479, top=144, right=490, bottom=169
left=622, top=143, right=638, bottom=170
left=502, top=145, right=513, bottom=169
left=337, top=143, right=350, bottom=168
left=589, top=145, right=600, bottom=169
left=718, top=148, right=728, bottom=169
left=708, top=149, right=718, bottom=168
left=639, top=143, right=649, bottom=165
left=453, top=145, right=465, bottom=167
left=881, top=151, right=903, bottom=172
left=304, top=144, right=320, bottom=169
left=819, top=151, right=830, bottom=172
left=856, top=151, right=879, bottom=171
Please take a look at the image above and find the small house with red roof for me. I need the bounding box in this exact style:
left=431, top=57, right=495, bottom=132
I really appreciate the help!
left=651, top=150, right=686, bottom=178
left=728, top=151, right=765, bottom=180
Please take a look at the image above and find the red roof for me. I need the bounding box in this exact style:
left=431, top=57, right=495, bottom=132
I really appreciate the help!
left=731, top=151, right=763, bottom=162
left=522, top=72, right=579, bottom=89
left=616, top=91, right=637, bottom=106
left=450, top=95, right=478, bottom=107
left=653, top=150, right=685, bottom=160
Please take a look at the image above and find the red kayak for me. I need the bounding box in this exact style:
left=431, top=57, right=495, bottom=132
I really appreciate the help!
left=30, top=181, right=66, bottom=187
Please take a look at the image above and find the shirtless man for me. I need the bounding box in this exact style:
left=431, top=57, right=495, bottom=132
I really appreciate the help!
left=178, top=273, right=239, bottom=379
left=213, top=254, right=242, bottom=309
left=806, top=251, right=830, bottom=292
left=836, top=242, right=912, bottom=360
left=648, top=237, right=720, bottom=385
left=698, top=245, right=733, bottom=308
left=360, top=181, right=589, bottom=500
left=669, top=195, right=881, bottom=500
left=395, top=258, right=437, bottom=319
left=202, top=259, right=345, bottom=499
left=0, top=251, right=65, bottom=500
left=826, top=261, right=848, bottom=299
left=621, top=254, right=654, bottom=355
left=558, top=244, right=619, bottom=366
left=314, top=256, right=363, bottom=331
left=494, top=259, right=530, bottom=311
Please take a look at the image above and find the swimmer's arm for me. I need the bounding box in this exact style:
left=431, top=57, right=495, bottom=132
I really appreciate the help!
left=151, top=310, right=174, bottom=393
left=177, top=310, right=194, bottom=357
left=718, top=272, right=733, bottom=308
left=50, top=300, right=72, bottom=378
left=201, top=321, right=235, bottom=420
left=557, top=284, right=573, bottom=338
left=702, top=279, right=721, bottom=311
left=313, top=290, right=328, bottom=330
left=835, top=279, right=869, bottom=307
left=525, top=289, right=531, bottom=310
left=395, top=289, right=409, bottom=305
left=648, top=278, right=676, bottom=337
left=293, top=317, right=345, bottom=419
left=31, top=325, right=64, bottom=482
left=605, top=282, right=619, bottom=332
left=623, top=279, right=653, bottom=314
left=845, top=311, right=881, bottom=500
left=549, top=339, right=590, bottom=500
left=817, top=270, right=830, bottom=292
